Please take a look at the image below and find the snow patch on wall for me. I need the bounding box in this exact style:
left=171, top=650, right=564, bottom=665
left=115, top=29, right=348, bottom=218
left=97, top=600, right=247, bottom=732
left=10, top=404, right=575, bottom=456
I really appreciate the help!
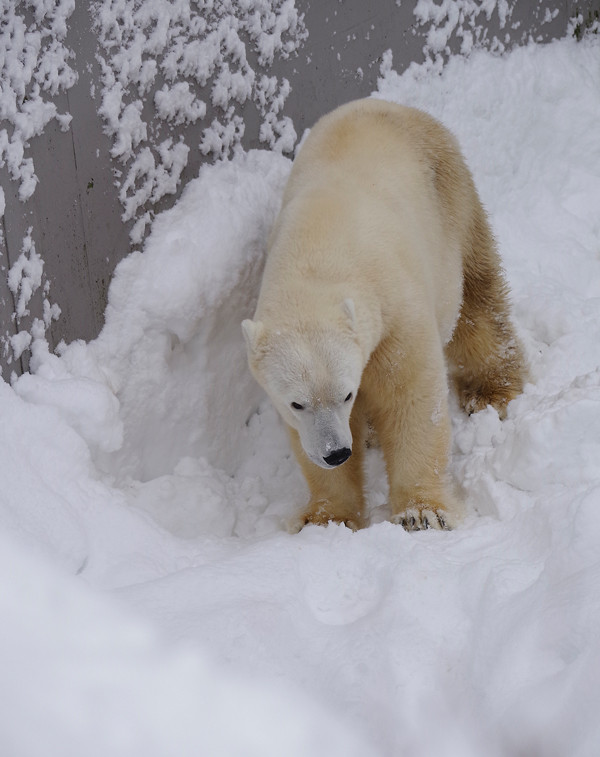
left=410, top=0, right=563, bottom=67
left=0, top=0, right=77, bottom=201
left=0, top=1, right=76, bottom=371
left=6, top=229, right=60, bottom=367
left=92, top=0, right=307, bottom=244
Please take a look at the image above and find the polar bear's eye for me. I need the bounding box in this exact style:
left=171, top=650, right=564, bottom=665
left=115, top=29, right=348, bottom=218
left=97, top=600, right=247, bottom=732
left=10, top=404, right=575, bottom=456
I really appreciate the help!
left=291, top=402, right=304, bottom=410
left=344, top=392, right=353, bottom=402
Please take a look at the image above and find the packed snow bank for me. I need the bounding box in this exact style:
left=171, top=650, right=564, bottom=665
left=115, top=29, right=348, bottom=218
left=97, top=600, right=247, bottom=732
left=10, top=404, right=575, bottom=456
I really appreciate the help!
left=2, top=33, right=600, bottom=757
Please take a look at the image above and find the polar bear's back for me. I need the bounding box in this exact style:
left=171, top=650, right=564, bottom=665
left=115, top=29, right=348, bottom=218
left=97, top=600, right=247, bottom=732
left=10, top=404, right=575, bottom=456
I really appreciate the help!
left=264, top=99, right=478, bottom=342
left=283, top=98, right=475, bottom=249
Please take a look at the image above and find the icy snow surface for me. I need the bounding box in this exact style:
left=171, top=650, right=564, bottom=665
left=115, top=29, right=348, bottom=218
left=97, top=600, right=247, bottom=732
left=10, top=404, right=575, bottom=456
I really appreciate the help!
left=2, top=35, right=600, bottom=757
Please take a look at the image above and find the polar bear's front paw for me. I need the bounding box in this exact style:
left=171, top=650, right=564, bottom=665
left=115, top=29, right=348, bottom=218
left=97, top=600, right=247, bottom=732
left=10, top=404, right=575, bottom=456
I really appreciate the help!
left=287, top=500, right=366, bottom=532
left=391, top=506, right=453, bottom=531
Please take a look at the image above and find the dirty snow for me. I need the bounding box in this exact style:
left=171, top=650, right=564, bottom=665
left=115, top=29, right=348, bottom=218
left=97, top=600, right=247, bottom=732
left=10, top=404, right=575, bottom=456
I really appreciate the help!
left=2, top=33, right=600, bottom=757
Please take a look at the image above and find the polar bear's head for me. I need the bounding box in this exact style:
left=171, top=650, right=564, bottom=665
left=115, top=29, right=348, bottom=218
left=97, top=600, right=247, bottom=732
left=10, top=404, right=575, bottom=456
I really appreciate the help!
left=242, top=301, right=363, bottom=469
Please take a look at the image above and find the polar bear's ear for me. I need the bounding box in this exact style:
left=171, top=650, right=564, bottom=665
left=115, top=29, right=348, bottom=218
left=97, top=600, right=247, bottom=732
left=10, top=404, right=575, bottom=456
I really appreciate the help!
left=342, top=298, right=357, bottom=332
left=241, top=319, right=265, bottom=355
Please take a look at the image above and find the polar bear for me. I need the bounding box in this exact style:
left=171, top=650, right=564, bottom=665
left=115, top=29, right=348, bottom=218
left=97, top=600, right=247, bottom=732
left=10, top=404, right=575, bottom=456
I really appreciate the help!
left=242, top=98, right=525, bottom=531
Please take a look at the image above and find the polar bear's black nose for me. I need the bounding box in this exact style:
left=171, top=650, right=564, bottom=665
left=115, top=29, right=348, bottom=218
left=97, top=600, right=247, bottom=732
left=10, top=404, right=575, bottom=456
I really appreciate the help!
left=323, top=447, right=351, bottom=467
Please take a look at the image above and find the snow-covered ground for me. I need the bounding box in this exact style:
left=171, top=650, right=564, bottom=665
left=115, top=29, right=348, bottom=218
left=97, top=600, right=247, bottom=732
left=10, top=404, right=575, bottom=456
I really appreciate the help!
left=2, top=33, right=600, bottom=757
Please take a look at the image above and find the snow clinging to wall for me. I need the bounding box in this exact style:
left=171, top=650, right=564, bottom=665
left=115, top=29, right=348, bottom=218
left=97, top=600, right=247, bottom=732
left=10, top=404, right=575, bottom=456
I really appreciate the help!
left=92, top=0, right=307, bottom=244
left=0, top=0, right=77, bottom=202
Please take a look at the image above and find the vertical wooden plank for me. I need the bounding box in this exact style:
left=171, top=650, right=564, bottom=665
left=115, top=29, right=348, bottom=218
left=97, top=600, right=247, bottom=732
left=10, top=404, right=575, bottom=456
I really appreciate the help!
left=0, top=162, right=38, bottom=377
left=27, top=99, right=97, bottom=350
left=65, top=2, right=132, bottom=333
left=0, top=180, right=22, bottom=379
left=0, top=4, right=96, bottom=375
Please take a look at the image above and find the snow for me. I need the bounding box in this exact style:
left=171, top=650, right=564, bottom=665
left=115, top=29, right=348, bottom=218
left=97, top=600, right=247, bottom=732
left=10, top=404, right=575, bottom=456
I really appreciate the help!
left=5, top=227, right=61, bottom=368
left=7, top=227, right=44, bottom=318
left=1, top=524, right=373, bottom=757
left=2, top=32, right=600, bottom=757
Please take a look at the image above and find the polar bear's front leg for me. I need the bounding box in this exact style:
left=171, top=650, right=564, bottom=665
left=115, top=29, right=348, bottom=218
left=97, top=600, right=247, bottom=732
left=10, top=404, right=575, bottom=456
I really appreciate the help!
left=366, top=337, right=464, bottom=531
left=286, top=416, right=367, bottom=532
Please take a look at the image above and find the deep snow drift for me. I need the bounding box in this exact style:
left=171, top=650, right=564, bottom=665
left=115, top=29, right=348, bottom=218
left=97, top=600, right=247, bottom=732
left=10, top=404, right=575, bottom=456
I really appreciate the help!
left=2, top=35, right=600, bottom=757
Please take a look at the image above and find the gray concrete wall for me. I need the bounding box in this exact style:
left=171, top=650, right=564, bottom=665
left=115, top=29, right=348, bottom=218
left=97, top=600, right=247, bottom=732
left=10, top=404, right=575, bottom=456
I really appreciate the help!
left=0, top=0, right=592, bottom=378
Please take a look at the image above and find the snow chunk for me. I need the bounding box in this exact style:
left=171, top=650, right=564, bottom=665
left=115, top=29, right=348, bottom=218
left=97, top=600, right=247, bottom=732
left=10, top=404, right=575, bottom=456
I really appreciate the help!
left=154, top=83, right=207, bottom=126
left=15, top=371, right=124, bottom=456
left=6, top=230, right=60, bottom=362
left=7, top=228, right=44, bottom=319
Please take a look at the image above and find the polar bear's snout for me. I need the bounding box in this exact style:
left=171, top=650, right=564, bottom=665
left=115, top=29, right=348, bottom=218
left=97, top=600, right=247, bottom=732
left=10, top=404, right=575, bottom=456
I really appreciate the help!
left=323, top=447, right=352, bottom=467
left=297, top=405, right=354, bottom=469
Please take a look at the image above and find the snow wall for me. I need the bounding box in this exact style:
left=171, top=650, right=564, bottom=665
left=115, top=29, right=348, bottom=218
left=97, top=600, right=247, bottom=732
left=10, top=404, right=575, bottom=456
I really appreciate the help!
left=0, top=0, right=592, bottom=378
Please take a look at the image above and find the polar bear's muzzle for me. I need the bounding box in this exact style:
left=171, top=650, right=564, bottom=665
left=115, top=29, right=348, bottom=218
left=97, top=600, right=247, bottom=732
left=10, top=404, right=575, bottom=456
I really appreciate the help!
left=298, top=407, right=353, bottom=469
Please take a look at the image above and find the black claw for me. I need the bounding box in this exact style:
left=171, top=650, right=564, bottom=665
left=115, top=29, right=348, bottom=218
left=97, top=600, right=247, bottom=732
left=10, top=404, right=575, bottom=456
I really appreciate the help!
left=409, top=516, right=416, bottom=529
left=422, top=515, right=430, bottom=529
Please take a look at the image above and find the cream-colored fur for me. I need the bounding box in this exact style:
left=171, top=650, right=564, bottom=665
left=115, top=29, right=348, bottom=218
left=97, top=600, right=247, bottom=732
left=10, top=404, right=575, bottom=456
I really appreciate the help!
left=243, top=98, right=525, bottom=531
